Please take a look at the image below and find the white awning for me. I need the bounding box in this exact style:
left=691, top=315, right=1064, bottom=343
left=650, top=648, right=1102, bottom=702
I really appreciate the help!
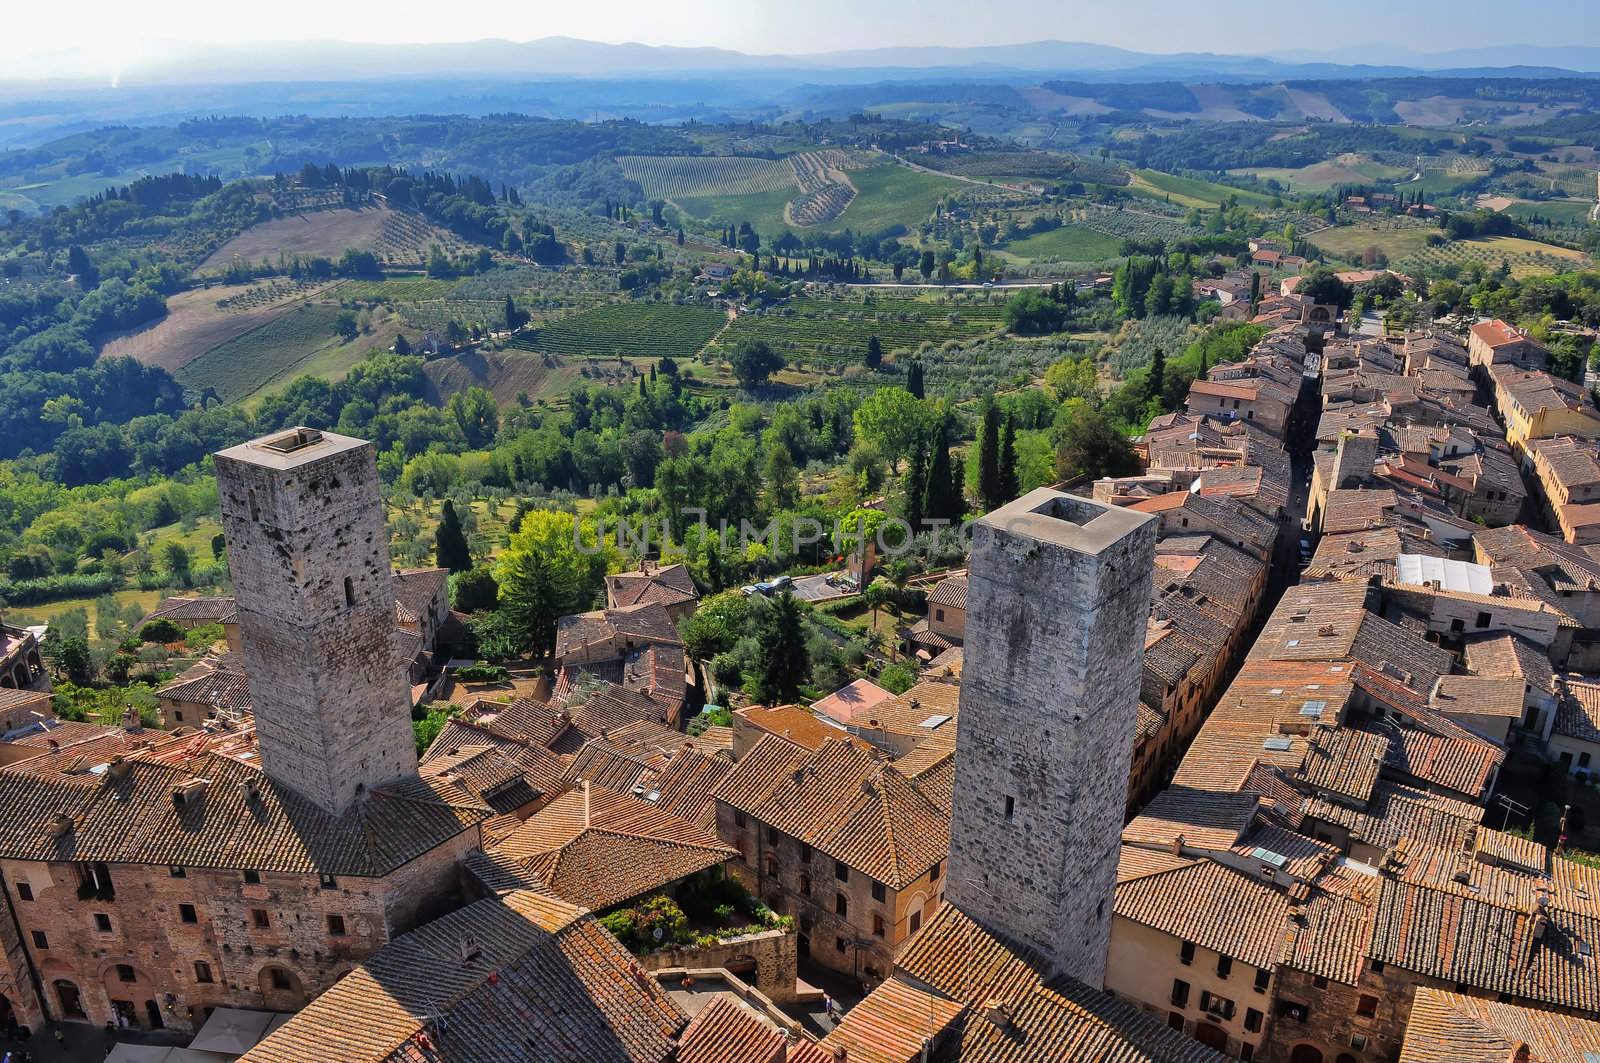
left=1395, top=553, right=1493, bottom=595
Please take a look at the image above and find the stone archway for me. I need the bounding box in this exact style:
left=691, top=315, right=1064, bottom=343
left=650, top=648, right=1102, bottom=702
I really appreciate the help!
left=257, top=964, right=305, bottom=1011
left=1289, top=1046, right=1325, bottom=1063
left=52, top=980, right=85, bottom=1020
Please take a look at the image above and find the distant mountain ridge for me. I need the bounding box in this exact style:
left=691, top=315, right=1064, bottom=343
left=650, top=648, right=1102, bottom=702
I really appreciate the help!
left=5, top=36, right=1600, bottom=86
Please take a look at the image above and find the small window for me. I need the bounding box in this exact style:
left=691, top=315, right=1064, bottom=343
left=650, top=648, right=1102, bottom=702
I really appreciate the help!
left=734, top=811, right=746, bottom=828
left=871, top=881, right=886, bottom=903
left=173, top=711, right=184, bottom=723
left=180, top=904, right=198, bottom=924
left=243, top=870, right=261, bottom=885
left=935, top=608, right=945, bottom=622
left=835, top=937, right=847, bottom=954
left=1244, top=1008, right=1263, bottom=1033
left=15, top=882, right=32, bottom=902
left=248, top=490, right=259, bottom=522
left=799, top=873, right=811, bottom=897
left=835, top=860, right=849, bottom=883
left=1217, top=955, right=1232, bottom=979
left=194, top=961, right=213, bottom=984
left=872, top=914, right=885, bottom=938
left=1003, top=795, right=1015, bottom=822
left=252, top=909, right=270, bottom=929
left=1475, top=611, right=1491, bottom=629
left=799, top=843, right=812, bottom=862
left=1450, top=618, right=1465, bottom=633
left=269, top=968, right=291, bottom=991
left=1370, top=960, right=1385, bottom=974
left=344, top=577, right=355, bottom=606
left=1357, top=994, right=1378, bottom=1018
left=1312, top=975, right=1328, bottom=990
left=1582, top=752, right=1594, bottom=769
left=169, top=866, right=186, bottom=878
left=766, top=826, right=779, bottom=845
left=1171, top=979, right=1190, bottom=1008
left=1179, top=940, right=1195, bottom=966
left=1254, top=969, right=1270, bottom=993
left=320, top=874, right=338, bottom=890
left=836, top=894, right=849, bottom=918
left=930, top=861, right=941, bottom=882
left=31, top=930, right=47, bottom=950
left=327, top=914, right=346, bottom=936
left=1350, top=1034, right=1368, bottom=1051
left=1168, top=1012, right=1185, bottom=1031
left=94, top=913, right=112, bottom=933
left=116, top=964, right=136, bottom=983
left=909, top=910, right=922, bottom=934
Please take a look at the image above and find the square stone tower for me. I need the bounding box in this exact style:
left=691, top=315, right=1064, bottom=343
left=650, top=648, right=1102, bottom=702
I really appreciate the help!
left=214, top=427, right=417, bottom=814
left=946, top=488, right=1157, bottom=988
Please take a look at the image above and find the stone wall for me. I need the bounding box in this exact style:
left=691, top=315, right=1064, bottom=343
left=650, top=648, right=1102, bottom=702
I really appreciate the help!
left=946, top=490, right=1157, bottom=988
left=640, top=928, right=798, bottom=1002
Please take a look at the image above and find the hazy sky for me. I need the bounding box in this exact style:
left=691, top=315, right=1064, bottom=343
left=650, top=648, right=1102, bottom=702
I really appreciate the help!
left=6, top=0, right=1595, bottom=60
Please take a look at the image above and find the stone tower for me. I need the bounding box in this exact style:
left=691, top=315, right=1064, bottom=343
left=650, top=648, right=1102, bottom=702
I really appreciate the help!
left=214, top=427, right=417, bottom=814
left=946, top=488, right=1157, bottom=988
left=1331, top=429, right=1378, bottom=490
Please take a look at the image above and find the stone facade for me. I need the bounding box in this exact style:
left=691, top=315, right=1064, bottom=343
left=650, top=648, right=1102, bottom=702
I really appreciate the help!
left=0, top=831, right=473, bottom=1036
left=946, top=489, right=1157, bottom=988
left=214, top=428, right=418, bottom=814
left=717, top=806, right=944, bottom=984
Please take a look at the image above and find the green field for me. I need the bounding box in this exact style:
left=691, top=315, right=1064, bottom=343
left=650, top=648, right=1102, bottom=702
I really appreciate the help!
left=1407, top=171, right=1486, bottom=198
left=1131, top=170, right=1277, bottom=209
left=1229, top=158, right=1412, bottom=194
left=1307, top=224, right=1440, bottom=262
left=832, top=165, right=961, bottom=232
left=509, top=302, right=726, bottom=360
left=336, top=276, right=459, bottom=302
left=619, top=155, right=796, bottom=199
left=672, top=185, right=797, bottom=237
left=175, top=303, right=350, bottom=402
left=1000, top=224, right=1123, bottom=262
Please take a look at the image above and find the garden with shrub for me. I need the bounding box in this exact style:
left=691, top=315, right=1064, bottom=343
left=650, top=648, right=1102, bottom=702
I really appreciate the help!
left=597, top=873, right=792, bottom=956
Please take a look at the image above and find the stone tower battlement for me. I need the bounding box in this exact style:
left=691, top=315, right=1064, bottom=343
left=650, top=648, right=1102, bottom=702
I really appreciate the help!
left=214, top=427, right=418, bottom=814
left=945, top=488, right=1157, bottom=989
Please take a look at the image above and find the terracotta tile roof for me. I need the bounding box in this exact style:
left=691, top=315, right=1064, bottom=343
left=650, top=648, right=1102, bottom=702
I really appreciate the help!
left=424, top=718, right=570, bottom=796
left=1471, top=319, right=1527, bottom=349
left=392, top=567, right=447, bottom=625
left=1322, top=487, right=1398, bottom=533
left=1282, top=883, right=1376, bottom=985
left=556, top=603, right=683, bottom=661
left=1301, top=780, right=1483, bottom=853
left=1463, top=632, right=1554, bottom=694
left=1122, top=789, right=1260, bottom=851
left=606, top=563, right=699, bottom=610
left=1292, top=727, right=1387, bottom=804
left=927, top=572, right=968, bottom=610
left=1557, top=676, right=1600, bottom=744
left=1376, top=721, right=1503, bottom=800
left=471, top=696, right=573, bottom=748
left=712, top=736, right=947, bottom=889
left=919, top=646, right=963, bottom=681
left=820, top=976, right=966, bottom=1063
left=240, top=889, right=685, bottom=1063
left=418, top=743, right=554, bottom=815
left=490, top=782, right=735, bottom=911
left=1369, top=875, right=1600, bottom=1012
left=0, top=751, right=489, bottom=876
left=676, top=995, right=784, bottom=1063
left=890, top=904, right=1226, bottom=1062
left=735, top=705, right=859, bottom=753
left=155, top=659, right=253, bottom=715
left=810, top=678, right=896, bottom=726
left=141, top=595, right=238, bottom=626
left=1398, top=987, right=1600, bottom=1063
left=1114, top=849, right=1293, bottom=969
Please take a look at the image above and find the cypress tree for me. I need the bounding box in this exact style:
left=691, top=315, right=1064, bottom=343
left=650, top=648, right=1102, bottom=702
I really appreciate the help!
left=906, top=361, right=925, bottom=400
left=865, top=335, right=883, bottom=370
left=903, top=438, right=929, bottom=534
left=978, top=401, right=1002, bottom=510
left=998, top=417, right=1019, bottom=503
left=923, top=424, right=963, bottom=524
left=1146, top=346, right=1167, bottom=408
left=435, top=500, right=472, bottom=573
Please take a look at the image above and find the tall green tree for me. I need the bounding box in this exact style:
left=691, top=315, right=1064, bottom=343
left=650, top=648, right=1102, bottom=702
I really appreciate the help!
left=998, top=416, right=1019, bottom=505
left=493, top=510, right=605, bottom=658
left=1145, top=346, right=1167, bottom=408
left=903, top=437, right=929, bottom=533
left=922, top=424, right=964, bottom=524
left=865, top=335, right=883, bottom=370
left=853, top=387, right=930, bottom=472
left=905, top=361, right=925, bottom=400
left=754, top=592, right=808, bottom=705
left=729, top=340, right=785, bottom=390
left=1054, top=400, right=1140, bottom=483
left=977, top=402, right=1003, bottom=509
left=448, top=387, right=499, bottom=448
left=435, top=499, right=473, bottom=573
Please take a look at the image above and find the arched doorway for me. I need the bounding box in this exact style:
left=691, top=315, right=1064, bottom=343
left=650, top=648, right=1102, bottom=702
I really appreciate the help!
left=53, top=980, right=84, bottom=1020
left=1195, top=1022, right=1228, bottom=1051
left=258, top=965, right=304, bottom=1010
left=1335, top=1055, right=1356, bottom=1063
left=144, top=1000, right=164, bottom=1030
left=1289, top=1046, right=1325, bottom=1063
left=0, top=991, right=14, bottom=1030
